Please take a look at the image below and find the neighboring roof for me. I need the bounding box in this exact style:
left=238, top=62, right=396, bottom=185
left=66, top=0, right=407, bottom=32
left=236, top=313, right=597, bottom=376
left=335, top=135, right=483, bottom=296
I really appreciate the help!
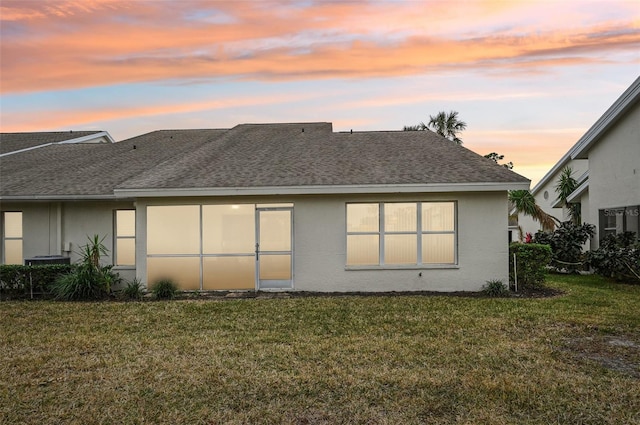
left=571, top=76, right=640, bottom=159
left=0, top=129, right=226, bottom=199
left=530, top=76, right=640, bottom=194
left=0, top=131, right=114, bottom=156
left=1, top=123, right=529, bottom=200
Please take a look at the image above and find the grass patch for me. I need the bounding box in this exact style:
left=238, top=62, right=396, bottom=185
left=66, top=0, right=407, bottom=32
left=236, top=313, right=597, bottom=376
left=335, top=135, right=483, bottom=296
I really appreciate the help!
left=1, top=274, right=639, bottom=424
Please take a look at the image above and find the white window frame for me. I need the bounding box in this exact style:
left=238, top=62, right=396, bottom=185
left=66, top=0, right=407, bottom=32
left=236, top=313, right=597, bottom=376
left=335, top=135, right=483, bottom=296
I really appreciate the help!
left=346, top=202, right=457, bottom=269
left=114, top=209, right=136, bottom=267
left=2, top=211, right=23, bottom=265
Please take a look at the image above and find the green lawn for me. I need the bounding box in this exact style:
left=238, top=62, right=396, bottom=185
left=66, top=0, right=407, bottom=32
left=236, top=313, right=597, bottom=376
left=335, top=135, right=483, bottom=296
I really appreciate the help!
left=1, top=274, right=639, bottom=424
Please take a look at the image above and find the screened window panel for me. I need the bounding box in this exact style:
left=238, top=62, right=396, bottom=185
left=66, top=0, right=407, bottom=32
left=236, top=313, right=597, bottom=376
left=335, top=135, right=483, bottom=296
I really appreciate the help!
left=384, top=203, right=416, bottom=232
left=259, top=254, right=291, bottom=280
left=423, top=203, right=455, bottom=232
left=147, top=206, right=200, bottom=255
left=384, top=234, right=417, bottom=264
left=203, top=256, right=255, bottom=290
left=346, top=234, right=379, bottom=266
left=203, top=205, right=255, bottom=254
left=347, top=204, right=379, bottom=233
left=259, top=210, right=291, bottom=252
left=422, top=234, right=455, bottom=264
left=4, top=212, right=22, bottom=238
left=116, top=210, right=135, bottom=237
left=116, top=238, right=135, bottom=266
left=147, top=257, right=200, bottom=290
left=4, top=239, right=23, bottom=265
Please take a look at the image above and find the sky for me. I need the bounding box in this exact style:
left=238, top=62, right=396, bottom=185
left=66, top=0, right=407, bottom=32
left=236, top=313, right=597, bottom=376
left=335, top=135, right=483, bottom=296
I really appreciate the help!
left=1, top=0, right=639, bottom=186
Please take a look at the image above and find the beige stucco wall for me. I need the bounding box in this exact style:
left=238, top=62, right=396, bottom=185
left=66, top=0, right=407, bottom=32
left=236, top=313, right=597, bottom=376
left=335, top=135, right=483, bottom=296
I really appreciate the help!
left=1, top=200, right=135, bottom=282
left=585, top=102, right=640, bottom=249
left=5, top=190, right=510, bottom=292
left=137, top=191, right=509, bottom=292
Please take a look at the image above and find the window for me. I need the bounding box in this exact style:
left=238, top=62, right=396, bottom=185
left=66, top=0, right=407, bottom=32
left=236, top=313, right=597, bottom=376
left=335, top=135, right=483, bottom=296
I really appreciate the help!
left=3, top=212, right=23, bottom=265
left=115, top=210, right=135, bottom=266
left=346, top=202, right=456, bottom=267
left=599, top=206, right=640, bottom=242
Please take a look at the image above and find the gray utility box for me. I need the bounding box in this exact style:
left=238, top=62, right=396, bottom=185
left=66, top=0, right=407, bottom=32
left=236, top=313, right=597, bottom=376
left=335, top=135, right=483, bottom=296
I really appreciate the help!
left=25, top=256, right=71, bottom=266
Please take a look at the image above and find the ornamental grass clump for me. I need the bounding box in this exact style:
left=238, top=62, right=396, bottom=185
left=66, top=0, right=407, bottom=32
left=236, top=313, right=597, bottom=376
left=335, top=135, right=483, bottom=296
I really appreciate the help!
left=482, top=279, right=509, bottom=297
left=121, top=278, right=145, bottom=300
left=50, top=235, right=118, bottom=301
left=151, top=279, right=178, bottom=300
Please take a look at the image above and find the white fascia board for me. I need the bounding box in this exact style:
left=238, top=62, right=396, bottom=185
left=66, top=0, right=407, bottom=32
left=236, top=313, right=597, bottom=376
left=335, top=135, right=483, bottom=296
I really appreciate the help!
left=0, top=131, right=116, bottom=158
left=0, top=194, right=119, bottom=201
left=114, top=182, right=531, bottom=198
left=57, top=131, right=116, bottom=144
left=570, top=76, right=640, bottom=160
left=566, top=180, right=589, bottom=203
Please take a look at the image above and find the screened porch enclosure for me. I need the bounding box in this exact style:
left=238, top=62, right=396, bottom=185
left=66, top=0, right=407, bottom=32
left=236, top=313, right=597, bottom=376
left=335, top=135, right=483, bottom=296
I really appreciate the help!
left=146, top=204, right=293, bottom=290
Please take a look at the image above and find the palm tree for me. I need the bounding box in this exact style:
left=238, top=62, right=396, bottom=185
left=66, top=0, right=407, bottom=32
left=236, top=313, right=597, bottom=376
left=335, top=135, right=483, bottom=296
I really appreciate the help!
left=427, top=111, right=467, bottom=144
left=509, top=190, right=559, bottom=232
left=555, top=167, right=580, bottom=224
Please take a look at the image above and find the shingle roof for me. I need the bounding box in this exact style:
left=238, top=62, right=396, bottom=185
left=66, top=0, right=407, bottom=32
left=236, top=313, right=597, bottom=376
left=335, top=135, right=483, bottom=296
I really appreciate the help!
left=119, top=123, right=529, bottom=190
left=0, top=123, right=529, bottom=199
left=0, top=129, right=226, bottom=197
left=0, top=131, right=103, bottom=154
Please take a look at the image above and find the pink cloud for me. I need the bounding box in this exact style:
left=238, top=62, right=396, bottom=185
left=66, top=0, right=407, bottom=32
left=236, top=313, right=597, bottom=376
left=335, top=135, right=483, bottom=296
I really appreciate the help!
left=1, top=1, right=638, bottom=94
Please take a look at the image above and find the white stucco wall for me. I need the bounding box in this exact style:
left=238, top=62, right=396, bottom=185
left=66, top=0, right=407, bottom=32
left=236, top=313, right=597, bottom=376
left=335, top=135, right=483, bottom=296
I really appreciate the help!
left=584, top=102, right=640, bottom=248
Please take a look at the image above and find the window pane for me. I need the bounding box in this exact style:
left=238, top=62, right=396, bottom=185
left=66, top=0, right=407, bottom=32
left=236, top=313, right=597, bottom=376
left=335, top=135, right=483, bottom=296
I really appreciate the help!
left=116, top=238, right=135, bottom=266
left=147, top=257, right=200, bottom=290
left=384, top=234, right=417, bottom=264
left=347, top=204, right=379, bottom=232
left=423, top=203, right=455, bottom=232
left=422, top=234, right=455, bottom=264
left=384, top=203, right=416, bottom=232
left=4, top=212, right=22, bottom=238
left=203, top=256, right=255, bottom=290
left=346, top=235, right=379, bottom=266
left=259, top=254, right=291, bottom=280
left=259, top=210, right=291, bottom=252
left=116, top=210, right=135, bottom=237
left=203, top=205, right=255, bottom=254
left=4, top=239, right=23, bottom=265
left=147, top=206, right=200, bottom=255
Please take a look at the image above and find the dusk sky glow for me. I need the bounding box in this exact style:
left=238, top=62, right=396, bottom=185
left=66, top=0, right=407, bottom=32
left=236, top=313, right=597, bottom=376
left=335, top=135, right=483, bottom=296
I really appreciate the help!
left=1, top=0, right=639, bottom=185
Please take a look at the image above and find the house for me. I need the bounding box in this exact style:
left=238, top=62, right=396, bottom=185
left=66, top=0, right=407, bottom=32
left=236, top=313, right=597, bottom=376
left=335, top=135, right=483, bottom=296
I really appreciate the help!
left=517, top=76, right=640, bottom=249
left=1, top=123, right=529, bottom=292
left=0, top=131, right=115, bottom=156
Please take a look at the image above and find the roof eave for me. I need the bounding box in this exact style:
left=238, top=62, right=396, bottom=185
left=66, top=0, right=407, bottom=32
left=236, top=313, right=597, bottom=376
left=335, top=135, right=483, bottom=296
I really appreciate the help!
left=114, top=182, right=530, bottom=198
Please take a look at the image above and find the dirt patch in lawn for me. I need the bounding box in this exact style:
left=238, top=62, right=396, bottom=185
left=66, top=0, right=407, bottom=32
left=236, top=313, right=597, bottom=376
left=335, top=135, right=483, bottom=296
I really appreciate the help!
left=561, top=332, right=640, bottom=378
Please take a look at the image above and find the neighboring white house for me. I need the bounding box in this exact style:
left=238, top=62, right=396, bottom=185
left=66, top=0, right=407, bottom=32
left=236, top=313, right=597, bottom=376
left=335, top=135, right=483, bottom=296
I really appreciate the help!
left=517, top=76, right=640, bottom=249
left=0, top=131, right=115, bottom=157
left=1, top=123, right=529, bottom=292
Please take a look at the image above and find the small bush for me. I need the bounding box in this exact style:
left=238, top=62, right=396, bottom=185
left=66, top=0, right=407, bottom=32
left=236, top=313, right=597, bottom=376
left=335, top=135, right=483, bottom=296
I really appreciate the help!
left=587, top=232, right=640, bottom=282
left=152, top=279, right=178, bottom=300
left=482, top=280, right=509, bottom=297
left=0, top=264, right=75, bottom=298
left=534, top=222, right=595, bottom=273
left=121, top=278, right=145, bottom=300
left=510, top=243, right=552, bottom=288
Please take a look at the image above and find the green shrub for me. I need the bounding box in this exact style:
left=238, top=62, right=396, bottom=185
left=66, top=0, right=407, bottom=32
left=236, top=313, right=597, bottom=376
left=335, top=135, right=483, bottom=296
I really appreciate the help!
left=121, top=278, right=145, bottom=300
left=151, top=279, right=178, bottom=300
left=0, top=264, right=75, bottom=298
left=509, top=243, right=552, bottom=288
left=534, top=222, right=595, bottom=273
left=481, top=279, right=509, bottom=297
left=50, top=235, right=119, bottom=301
left=587, top=232, right=640, bottom=282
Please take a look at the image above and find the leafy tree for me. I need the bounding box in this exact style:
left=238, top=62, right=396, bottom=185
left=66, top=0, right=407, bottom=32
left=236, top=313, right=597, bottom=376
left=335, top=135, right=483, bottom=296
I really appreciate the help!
left=509, top=190, right=558, bottom=231
left=484, top=152, right=514, bottom=169
left=403, top=110, right=467, bottom=144
left=555, top=166, right=580, bottom=223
